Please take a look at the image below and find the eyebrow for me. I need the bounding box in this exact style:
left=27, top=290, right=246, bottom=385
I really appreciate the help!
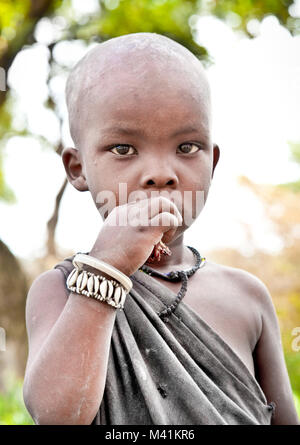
left=101, top=126, right=202, bottom=138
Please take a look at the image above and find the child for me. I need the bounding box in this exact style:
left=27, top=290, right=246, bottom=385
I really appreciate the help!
left=23, top=33, right=299, bottom=425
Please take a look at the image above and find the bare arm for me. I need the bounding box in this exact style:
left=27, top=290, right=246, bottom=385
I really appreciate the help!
left=253, top=282, right=300, bottom=425
left=23, top=268, right=117, bottom=425
left=23, top=197, right=182, bottom=425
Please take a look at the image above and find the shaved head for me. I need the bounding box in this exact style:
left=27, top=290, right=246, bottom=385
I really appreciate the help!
left=65, top=32, right=211, bottom=149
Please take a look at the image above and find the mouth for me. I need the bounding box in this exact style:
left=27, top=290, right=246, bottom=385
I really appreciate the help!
left=144, top=191, right=182, bottom=211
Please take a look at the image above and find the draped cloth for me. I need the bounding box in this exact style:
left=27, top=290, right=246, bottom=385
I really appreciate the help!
left=54, top=254, right=275, bottom=425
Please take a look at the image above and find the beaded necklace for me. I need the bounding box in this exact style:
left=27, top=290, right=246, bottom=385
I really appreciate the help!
left=139, top=246, right=206, bottom=322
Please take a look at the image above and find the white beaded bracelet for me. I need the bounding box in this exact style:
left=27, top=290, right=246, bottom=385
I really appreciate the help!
left=72, top=253, right=132, bottom=294
left=66, top=268, right=127, bottom=309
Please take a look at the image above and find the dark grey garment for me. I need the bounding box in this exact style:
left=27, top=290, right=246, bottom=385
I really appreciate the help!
left=54, top=254, right=275, bottom=425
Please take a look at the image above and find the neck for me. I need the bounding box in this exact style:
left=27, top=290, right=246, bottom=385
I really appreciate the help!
left=144, top=235, right=194, bottom=271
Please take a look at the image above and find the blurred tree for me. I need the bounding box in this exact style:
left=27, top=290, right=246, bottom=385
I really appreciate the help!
left=280, top=141, right=300, bottom=192
left=89, top=0, right=208, bottom=58
left=0, top=0, right=62, bottom=202
left=0, top=239, right=28, bottom=390
left=0, top=0, right=62, bottom=107
left=210, top=0, right=299, bottom=35
left=0, top=377, right=34, bottom=424
left=0, top=99, right=14, bottom=203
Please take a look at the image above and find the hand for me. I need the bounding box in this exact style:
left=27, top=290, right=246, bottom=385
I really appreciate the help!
left=89, top=196, right=182, bottom=276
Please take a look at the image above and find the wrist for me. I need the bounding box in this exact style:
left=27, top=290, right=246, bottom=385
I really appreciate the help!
left=68, top=253, right=132, bottom=310
left=74, top=253, right=132, bottom=293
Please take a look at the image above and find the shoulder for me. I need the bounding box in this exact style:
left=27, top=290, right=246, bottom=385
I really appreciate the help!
left=205, top=260, right=272, bottom=306
left=26, top=268, right=69, bottom=312
left=203, top=261, right=275, bottom=339
left=26, top=253, right=75, bottom=318
left=207, top=261, right=284, bottom=345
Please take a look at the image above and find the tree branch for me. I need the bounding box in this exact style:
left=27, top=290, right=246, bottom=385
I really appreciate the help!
left=0, top=0, right=56, bottom=106
left=46, top=176, right=68, bottom=257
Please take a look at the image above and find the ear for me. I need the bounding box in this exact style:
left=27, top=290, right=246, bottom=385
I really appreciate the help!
left=211, top=143, right=220, bottom=178
left=61, top=147, right=88, bottom=192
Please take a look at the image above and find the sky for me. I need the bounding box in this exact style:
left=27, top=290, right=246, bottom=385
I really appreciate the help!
left=0, top=7, right=300, bottom=261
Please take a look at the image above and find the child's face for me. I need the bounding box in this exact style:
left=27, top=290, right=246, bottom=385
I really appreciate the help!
left=64, top=54, right=219, bottom=238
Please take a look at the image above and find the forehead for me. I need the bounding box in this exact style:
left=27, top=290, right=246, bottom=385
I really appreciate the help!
left=67, top=34, right=211, bottom=146
left=83, top=68, right=211, bottom=143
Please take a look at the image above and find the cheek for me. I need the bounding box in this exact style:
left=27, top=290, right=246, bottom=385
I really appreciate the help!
left=180, top=163, right=212, bottom=226
left=87, top=171, right=126, bottom=218
left=196, top=154, right=214, bottom=194
left=84, top=166, right=111, bottom=211
left=181, top=190, right=206, bottom=227
left=85, top=161, right=109, bottom=193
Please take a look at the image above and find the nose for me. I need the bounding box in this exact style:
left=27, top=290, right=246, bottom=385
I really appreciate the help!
left=140, top=162, right=179, bottom=189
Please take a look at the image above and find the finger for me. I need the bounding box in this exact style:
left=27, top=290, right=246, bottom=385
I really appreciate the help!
left=161, top=227, right=178, bottom=245
left=149, top=212, right=180, bottom=230
left=144, top=196, right=183, bottom=225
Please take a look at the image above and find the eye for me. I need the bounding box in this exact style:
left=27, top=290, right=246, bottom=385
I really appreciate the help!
left=177, top=143, right=200, bottom=154
left=110, top=145, right=136, bottom=156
